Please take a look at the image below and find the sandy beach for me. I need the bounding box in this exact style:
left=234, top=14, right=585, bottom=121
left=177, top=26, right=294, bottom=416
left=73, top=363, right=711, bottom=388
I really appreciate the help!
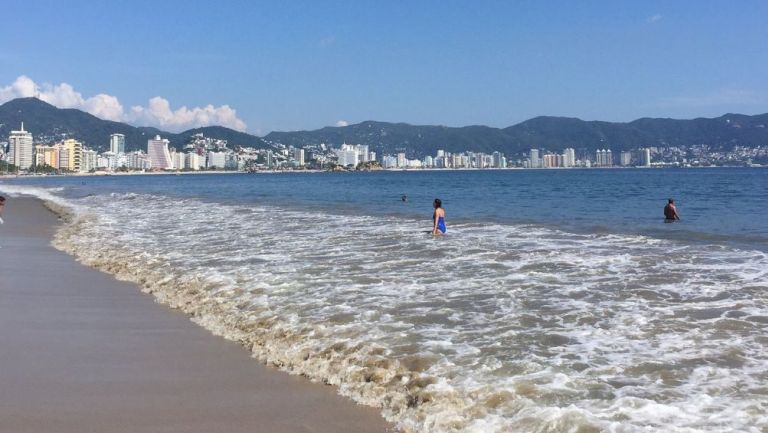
left=0, top=197, right=393, bottom=433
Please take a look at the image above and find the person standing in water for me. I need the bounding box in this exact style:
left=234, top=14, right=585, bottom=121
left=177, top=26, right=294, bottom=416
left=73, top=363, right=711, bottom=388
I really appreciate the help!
left=432, top=198, right=446, bottom=235
left=664, top=198, right=680, bottom=222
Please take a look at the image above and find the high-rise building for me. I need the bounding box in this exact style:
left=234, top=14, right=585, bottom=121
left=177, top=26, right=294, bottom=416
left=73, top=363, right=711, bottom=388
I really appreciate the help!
left=492, top=151, right=503, bottom=168
left=542, top=153, right=559, bottom=168
left=620, top=151, right=632, bottom=166
left=294, top=148, right=305, bottom=166
left=82, top=149, right=98, bottom=172
left=60, top=139, right=83, bottom=172
left=207, top=151, right=227, bottom=169
left=335, top=144, right=365, bottom=167
left=35, top=145, right=60, bottom=169
left=641, top=148, right=652, bottom=167
left=110, top=133, right=125, bottom=154
left=172, top=151, right=185, bottom=170
left=397, top=152, right=407, bottom=168
left=595, top=149, right=613, bottom=167
left=186, top=152, right=202, bottom=170
left=127, top=151, right=151, bottom=170
left=101, top=151, right=118, bottom=169
left=382, top=155, right=397, bottom=168
left=529, top=149, right=540, bottom=168
left=562, top=148, right=576, bottom=167
left=8, top=122, right=34, bottom=170
left=147, top=135, right=173, bottom=170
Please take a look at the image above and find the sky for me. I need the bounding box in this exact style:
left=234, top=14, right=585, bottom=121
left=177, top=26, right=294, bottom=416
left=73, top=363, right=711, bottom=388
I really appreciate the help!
left=1, top=0, right=767, bottom=135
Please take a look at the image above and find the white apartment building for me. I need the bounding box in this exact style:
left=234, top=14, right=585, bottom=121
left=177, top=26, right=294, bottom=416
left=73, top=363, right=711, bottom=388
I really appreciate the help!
left=529, top=149, right=540, bottom=168
left=397, top=152, right=407, bottom=168
left=127, top=151, right=151, bottom=170
left=186, top=152, right=202, bottom=170
left=207, top=151, right=227, bottom=169
left=110, top=133, right=125, bottom=154
left=335, top=146, right=359, bottom=167
left=294, top=148, right=305, bottom=166
left=8, top=122, right=34, bottom=170
left=82, top=149, right=98, bottom=172
left=171, top=151, right=185, bottom=170
left=562, top=148, right=576, bottom=167
left=641, top=148, right=652, bottom=167
left=620, top=151, right=632, bottom=166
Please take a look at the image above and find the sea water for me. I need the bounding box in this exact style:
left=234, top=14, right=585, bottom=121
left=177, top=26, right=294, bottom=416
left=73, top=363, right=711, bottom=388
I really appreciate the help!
left=2, top=168, right=767, bottom=432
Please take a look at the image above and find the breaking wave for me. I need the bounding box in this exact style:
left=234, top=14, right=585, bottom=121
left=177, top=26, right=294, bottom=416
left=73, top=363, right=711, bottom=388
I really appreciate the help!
left=10, top=187, right=768, bottom=432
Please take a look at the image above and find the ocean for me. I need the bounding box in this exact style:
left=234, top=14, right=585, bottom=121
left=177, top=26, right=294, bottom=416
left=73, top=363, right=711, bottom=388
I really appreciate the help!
left=2, top=167, right=767, bottom=432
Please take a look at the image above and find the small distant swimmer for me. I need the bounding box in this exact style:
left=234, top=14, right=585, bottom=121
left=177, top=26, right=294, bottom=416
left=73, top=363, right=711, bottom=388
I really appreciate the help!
left=432, top=198, right=446, bottom=235
left=0, top=195, right=5, bottom=224
left=664, top=198, right=680, bottom=223
left=401, top=194, right=408, bottom=202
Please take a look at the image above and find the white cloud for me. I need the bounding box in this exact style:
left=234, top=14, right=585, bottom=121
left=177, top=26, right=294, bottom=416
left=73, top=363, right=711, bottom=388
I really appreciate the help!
left=0, top=75, right=247, bottom=131
left=335, top=120, right=349, bottom=127
left=127, top=97, right=246, bottom=131
left=647, top=14, right=663, bottom=23
left=0, top=75, right=36, bottom=100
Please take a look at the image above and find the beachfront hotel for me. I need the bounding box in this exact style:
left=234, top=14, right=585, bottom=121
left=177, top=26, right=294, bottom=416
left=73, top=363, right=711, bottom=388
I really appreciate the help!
left=147, top=135, right=173, bottom=170
left=60, top=139, right=84, bottom=172
left=110, top=133, right=126, bottom=154
left=8, top=122, right=34, bottom=170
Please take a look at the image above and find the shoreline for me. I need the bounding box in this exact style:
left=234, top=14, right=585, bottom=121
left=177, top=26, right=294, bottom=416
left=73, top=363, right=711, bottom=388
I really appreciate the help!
left=1, top=164, right=763, bottom=179
left=0, top=197, right=394, bottom=433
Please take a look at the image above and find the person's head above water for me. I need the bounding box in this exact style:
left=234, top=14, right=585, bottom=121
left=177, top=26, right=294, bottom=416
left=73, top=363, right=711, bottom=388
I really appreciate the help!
left=0, top=196, right=5, bottom=203
left=433, top=198, right=442, bottom=208
left=668, top=198, right=675, bottom=204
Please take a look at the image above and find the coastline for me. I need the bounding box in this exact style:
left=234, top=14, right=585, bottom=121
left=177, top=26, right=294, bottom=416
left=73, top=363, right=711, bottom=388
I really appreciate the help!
left=0, top=197, right=393, bottom=433
left=2, top=164, right=763, bottom=180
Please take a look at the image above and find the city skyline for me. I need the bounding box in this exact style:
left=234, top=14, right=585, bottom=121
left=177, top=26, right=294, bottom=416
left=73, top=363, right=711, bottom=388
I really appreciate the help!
left=2, top=1, right=767, bottom=134
left=6, top=118, right=766, bottom=174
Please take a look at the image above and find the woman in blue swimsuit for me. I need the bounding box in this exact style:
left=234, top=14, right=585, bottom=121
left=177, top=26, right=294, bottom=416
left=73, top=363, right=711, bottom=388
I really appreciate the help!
left=432, top=198, right=446, bottom=235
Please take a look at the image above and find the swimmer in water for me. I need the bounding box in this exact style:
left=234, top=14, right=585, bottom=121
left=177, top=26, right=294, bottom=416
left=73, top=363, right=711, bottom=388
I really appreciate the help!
left=432, top=198, right=446, bottom=235
left=664, top=198, right=680, bottom=222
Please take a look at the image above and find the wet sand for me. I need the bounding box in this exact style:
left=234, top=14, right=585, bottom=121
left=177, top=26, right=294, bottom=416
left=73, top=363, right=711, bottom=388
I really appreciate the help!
left=0, top=197, right=393, bottom=433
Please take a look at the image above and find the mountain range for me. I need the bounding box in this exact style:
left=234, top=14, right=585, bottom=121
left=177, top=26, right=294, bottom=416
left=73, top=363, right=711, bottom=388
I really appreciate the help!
left=0, top=98, right=266, bottom=152
left=1, top=97, right=767, bottom=157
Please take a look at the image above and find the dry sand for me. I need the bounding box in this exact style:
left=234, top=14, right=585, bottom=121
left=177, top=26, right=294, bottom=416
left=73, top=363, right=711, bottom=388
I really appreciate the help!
left=0, top=197, right=394, bottom=433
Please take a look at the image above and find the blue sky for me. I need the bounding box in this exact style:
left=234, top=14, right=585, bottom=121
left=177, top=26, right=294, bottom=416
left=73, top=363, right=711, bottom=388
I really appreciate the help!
left=1, top=0, right=767, bottom=134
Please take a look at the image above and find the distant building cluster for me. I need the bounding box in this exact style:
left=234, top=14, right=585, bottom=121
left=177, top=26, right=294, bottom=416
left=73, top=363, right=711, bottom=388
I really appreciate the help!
left=522, top=147, right=652, bottom=168
left=2, top=121, right=766, bottom=174
left=0, top=125, right=247, bottom=174
left=377, top=149, right=508, bottom=169
left=335, top=143, right=374, bottom=167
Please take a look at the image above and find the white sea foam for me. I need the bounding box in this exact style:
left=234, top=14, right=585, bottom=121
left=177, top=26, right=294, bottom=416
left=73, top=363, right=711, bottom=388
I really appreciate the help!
left=11, top=186, right=768, bottom=433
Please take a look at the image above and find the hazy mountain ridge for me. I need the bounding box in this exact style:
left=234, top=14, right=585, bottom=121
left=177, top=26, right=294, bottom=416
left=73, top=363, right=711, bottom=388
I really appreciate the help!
left=2, top=97, right=767, bottom=157
left=267, top=114, right=768, bottom=158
